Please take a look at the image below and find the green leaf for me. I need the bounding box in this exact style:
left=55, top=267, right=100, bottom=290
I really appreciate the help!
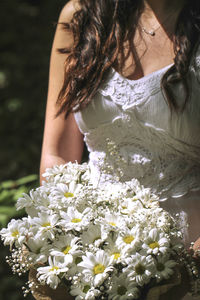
left=0, top=180, right=17, bottom=190
left=16, top=174, right=38, bottom=185
left=0, top=175, right=38, bottom=192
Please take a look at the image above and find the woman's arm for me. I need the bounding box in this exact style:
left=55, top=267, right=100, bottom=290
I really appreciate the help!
left=40, top=0, right=83, bottom=185
left=31, top=2, right=81, bottom=300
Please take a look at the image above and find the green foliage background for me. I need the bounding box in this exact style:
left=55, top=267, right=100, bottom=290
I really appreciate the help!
left=0, top=0, right=68, bottom=299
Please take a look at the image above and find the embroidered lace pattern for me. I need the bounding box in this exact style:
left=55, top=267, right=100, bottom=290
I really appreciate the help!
left=98, top=65, right=172, bottom=109
left=84, top=114, right=200, bottom=201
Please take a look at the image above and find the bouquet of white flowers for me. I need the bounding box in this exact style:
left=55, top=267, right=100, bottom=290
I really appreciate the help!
left=0, top=162, right=186, bottom=299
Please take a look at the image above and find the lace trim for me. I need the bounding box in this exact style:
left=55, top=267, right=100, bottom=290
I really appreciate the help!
left=98, top=65, right=172, bottom=109
left=98, top=44, right=200, bottom=109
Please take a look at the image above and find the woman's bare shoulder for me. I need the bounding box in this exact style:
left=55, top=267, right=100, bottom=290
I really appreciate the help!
left=59, top=0, right=81, bottom=22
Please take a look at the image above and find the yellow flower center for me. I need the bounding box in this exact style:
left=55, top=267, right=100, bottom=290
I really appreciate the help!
left=42, top=222, right=51, bottom=227
left=113, top=252, right=120, bottom=260
left=123, top=235, right=134, bottom=244
left=149, top=241, right=159, bottom=249
left=62, top=246, right=71, bottom=254
left=108, top=222, right=116, bottom=226
left=11, top=230, right=19, bottom=237
left=50, top=266, right=59, bottom=272
left=122, top=206, right=127, bottom=209
left=64, top=192, right=74, bottom=198
left=71, top=218, right=81, bottom=223
left=93, top=264, right=105, bottom=275
left=132, top=197, right=138, bottom=201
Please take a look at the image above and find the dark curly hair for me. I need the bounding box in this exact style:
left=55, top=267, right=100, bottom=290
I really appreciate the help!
left=56, top=0, right=200, bottom=118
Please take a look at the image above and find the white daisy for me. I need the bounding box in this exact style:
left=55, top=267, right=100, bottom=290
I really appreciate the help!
left=25, top=237, right=48, bottom=264
left=0, top=219, right=27, bottom=247
left=31, top=213, right=59, bottom=241
left=103, top=213, right=126, bottom=229
left=119, top=198, right=143, bottom=215
left=16, top=189, right=38, bottom=213
left=66, top=255, right=83, bottom=278
left=59, top=207, right=90, bottom=232
left=116, top=226, right=141, bottom=252
left=43, top=161, right=89, bottom=184
left=133, top=187, right=154, bottom=206
left=42, top=163, right=69, bottom=179
left=108, top=273, right=140, bottom=300
left=52, top=182, right=80, bottom=202
left=125, top=253, right=155, bottom=286
left=142, top=228, right=170, bottom=255
left=18, top=187, right=51, bottom=217
left=70, top=279, right=100, bottom=300
left=81, top=224, right=107, bottom=247
left=50, top=234, right=82, bottom=265
left=104, top=236, right=125, bottom=262
left=37, top=256, right=68, bottom=289
left=154, top=255, right=176, bottom=282
left=78, top=250, right=114, bottom=287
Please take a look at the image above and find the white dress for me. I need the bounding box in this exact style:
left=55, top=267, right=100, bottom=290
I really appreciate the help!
left=74, top=49, right=200, bottom=299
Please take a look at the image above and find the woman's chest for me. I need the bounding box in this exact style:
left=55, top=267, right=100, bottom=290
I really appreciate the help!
left=113, top=29, right=175, bottom=81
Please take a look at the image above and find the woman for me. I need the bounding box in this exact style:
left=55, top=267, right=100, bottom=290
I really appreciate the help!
left=30, top=0, right=200, bottom=299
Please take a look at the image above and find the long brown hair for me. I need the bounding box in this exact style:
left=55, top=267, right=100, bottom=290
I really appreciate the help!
left=56, top=0, right=200, bottom=118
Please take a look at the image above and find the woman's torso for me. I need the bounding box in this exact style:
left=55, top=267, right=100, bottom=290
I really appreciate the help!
left=72, top=12, right=200, bottom=298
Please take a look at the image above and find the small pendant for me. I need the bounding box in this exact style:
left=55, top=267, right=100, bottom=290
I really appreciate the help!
left=149, top=30, right=155, bottom=36
left=142, top=27, right=155, bottom=36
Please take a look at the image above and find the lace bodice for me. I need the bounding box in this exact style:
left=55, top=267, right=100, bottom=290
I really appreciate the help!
left=74, top=50, right=200, bottom=202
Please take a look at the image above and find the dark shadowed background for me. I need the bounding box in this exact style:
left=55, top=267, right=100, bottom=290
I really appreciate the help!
left=0, top=1, right=71, bottom=299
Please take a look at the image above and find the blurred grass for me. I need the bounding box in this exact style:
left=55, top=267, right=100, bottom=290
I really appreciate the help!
left=0, top=0, right=67, bottom=181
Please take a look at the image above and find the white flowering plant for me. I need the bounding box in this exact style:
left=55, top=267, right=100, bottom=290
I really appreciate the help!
left=0, top=162, right=186, bottom=299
